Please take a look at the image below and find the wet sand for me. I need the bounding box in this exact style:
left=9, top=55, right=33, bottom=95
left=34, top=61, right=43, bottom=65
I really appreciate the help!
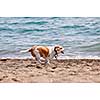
left=0, top=58, right=100, bottom=83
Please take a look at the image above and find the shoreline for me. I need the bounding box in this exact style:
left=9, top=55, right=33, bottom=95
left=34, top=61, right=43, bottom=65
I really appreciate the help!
left=0, top=58, right=100, bottom=83
left=1, top=55, right=100, bottom=60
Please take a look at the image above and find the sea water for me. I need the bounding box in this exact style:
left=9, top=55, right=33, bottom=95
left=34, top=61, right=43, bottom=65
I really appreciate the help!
left=0, top=17, right=100, bottom=59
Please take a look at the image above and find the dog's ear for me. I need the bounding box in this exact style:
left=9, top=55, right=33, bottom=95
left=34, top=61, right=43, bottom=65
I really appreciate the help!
left=54, top=45, right=60, bottom=52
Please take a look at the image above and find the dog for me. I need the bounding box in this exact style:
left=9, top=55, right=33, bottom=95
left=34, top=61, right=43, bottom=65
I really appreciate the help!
left=20, top=45, right=64, bottom=64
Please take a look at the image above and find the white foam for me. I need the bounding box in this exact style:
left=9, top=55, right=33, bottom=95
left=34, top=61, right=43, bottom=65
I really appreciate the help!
left=1, top=55, right=100, bottom=59
left=58, top=55, right=100, bottom=59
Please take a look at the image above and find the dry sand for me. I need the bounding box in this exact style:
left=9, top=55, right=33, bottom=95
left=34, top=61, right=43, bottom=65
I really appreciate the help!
left=0, top=58, right=100, bottom=83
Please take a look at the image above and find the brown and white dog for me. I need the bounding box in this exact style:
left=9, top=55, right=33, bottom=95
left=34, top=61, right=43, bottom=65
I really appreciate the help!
left=20, top=45, right=64, bottom=64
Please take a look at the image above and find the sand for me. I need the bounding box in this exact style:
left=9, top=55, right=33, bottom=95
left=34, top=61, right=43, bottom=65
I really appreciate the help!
left=0, top=58, right=100, bottom=83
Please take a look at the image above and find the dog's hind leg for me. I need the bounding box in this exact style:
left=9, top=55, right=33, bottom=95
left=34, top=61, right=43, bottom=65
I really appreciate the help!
left=34, top=50, right=45, bottom=65
left=44, top=59, right=50, bottom=65
left=35, top=55, right=43, bottom=64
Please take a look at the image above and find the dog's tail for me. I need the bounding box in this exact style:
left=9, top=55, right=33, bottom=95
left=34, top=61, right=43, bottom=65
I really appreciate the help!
left=20, top=48, right=32, bottom=53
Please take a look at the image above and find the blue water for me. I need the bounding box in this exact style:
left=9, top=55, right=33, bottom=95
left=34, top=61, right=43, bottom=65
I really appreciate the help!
left=0, top=17, right=100, bottom=58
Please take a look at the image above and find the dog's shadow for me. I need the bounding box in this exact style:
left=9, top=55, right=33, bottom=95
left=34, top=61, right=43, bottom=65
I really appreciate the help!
left=25, top=64, right=42, bottom=69
left=25, top=60, right=58, bottom=71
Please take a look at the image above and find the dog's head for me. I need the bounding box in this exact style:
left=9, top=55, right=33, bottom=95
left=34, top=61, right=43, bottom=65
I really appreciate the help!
left=54, top=45, right=64, bottom=54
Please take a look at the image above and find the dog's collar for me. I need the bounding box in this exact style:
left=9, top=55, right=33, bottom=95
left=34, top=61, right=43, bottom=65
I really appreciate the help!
left=54, top=47, right=58, bottom=56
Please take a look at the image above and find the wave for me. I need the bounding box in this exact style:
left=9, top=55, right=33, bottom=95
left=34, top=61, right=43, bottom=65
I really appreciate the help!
left=24, top=21, right=48, bottom=25
left=16, top=28, right=46, bottom=33
left=0, top=27, right=13, bottom=32
left=79, top=43, right=100, bottom=52
left=7, top=21, right=48, bottom=26
left=60, top=25, right=84, bottom=29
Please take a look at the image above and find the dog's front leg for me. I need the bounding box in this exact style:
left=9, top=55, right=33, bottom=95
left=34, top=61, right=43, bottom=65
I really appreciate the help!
left=55, top=55, right=58, bottom=60
left=54, top=54, right=59, bottom=61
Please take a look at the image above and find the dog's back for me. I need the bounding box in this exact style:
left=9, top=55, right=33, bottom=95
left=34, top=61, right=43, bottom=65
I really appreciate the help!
left=36, top=46, right=49, bottom=58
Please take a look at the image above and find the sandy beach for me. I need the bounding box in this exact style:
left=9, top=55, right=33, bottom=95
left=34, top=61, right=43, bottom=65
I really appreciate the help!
left=0, top=58, right=100, bottom=83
